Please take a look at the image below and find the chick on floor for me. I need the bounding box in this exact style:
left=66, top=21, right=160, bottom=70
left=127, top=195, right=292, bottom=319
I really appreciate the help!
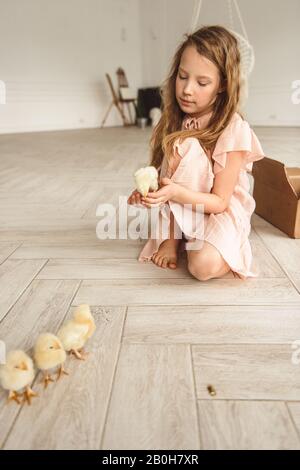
left=0, top=350, right=37, bottom=405
left=34, top=333, right=68, bottom=388
left=57, top=304, right=96, bottom=360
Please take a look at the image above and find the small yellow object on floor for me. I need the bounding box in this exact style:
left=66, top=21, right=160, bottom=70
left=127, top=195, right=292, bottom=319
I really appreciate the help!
left=33, top=333, right=68, bottom=388
left=0, top=350, right=37, bottom=405
left=57, top=304, right=96, bottom=361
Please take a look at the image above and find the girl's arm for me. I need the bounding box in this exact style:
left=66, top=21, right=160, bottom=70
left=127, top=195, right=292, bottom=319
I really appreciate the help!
left=172, top=186, right=225, bottom=214
left=171, top=151, right=245, bottom=214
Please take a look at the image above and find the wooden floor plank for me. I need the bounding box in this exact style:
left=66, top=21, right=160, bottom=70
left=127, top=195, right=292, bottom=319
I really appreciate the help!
left=287, top=403, right=300, bottom=439
left=0, top=229, right=99, bottom=244
left=101, top=344, right=200, bottom=450
left=0, top=242, right=22, bottom=264
left=35, top=257, right=193, bottom=279
left=250, top=229, right=286, bottom=278
left=124, top=305, right=300, bottom=344
left=254, top=224, right=300, bottom=281
left=197, top=401, right=300, bottom=449
left=0, top=259, right=47, bottom=322
left=11, top=241, right=145, bottom=260
left=192, top=344, right=300, bottom=400
left=74, top=278, right=300, bottom=306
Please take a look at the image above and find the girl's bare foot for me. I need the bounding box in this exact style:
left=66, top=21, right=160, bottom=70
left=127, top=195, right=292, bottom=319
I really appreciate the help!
left=151, top=238, right=180, bottom=269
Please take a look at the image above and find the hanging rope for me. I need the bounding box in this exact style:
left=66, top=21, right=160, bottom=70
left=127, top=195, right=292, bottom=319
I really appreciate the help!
left=232, top=0, right=249, bottom=41
left=186, top=0, right=254, bottom=111
left=189, top=0, right=203, bottom=34
left=190, top=0, right=249, bottom=41
left=227, top=0, right=234, bottom=29
left=187, top=0, right=254, bottom=79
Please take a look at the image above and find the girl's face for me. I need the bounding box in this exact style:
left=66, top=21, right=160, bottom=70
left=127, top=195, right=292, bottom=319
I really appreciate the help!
left=175, top=45, right=223, bottom=117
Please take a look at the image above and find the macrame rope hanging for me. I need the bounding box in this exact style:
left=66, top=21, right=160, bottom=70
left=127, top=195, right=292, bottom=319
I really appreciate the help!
left=188, top=0, right=255, bottom=108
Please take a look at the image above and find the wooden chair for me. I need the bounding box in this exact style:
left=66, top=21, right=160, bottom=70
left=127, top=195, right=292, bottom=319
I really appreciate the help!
left=101, top=68, right=137, bottom=128
left=116, top=67, right=138, bottom=125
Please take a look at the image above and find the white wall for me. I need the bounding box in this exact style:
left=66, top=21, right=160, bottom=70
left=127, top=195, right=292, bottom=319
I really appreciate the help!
left=0, top=0, right=299, bottom=134
left=0, top=0, right=143, bottom=133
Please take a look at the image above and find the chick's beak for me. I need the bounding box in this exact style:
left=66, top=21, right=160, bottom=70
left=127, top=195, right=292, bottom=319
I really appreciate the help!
left=19, top=361, right=28, bottom=371
left=53, top=341, right=61, bottom=350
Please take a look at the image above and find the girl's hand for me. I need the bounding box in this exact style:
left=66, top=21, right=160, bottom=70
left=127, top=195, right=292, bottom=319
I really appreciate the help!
left=127, top=189, right=143, bottom=206
left=141, top=178, right=178, bottom=208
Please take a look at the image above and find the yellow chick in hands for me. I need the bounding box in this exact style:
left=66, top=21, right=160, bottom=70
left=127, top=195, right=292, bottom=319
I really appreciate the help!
left=34, top=333, right=68, bottom=388
left=134, top=166, right=159, bottom=197
left=57, top=304, right=96, bottom=360
left=0, top=350, right=37, bottom=405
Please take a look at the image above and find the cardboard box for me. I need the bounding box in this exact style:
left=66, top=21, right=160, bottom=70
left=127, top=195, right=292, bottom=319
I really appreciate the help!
left=252, top=157, right=300, bottom=239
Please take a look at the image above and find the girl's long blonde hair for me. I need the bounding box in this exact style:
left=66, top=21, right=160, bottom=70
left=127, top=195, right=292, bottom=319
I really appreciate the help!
left=149, top=25, right=244, bottom=173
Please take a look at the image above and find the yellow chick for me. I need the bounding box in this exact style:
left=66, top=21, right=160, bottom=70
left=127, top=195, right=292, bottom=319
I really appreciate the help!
left=0, top=350, right=37, bottom=405
left=33, top=333, right=68, bottom=388
left=57, top=304, right=96, bottom=360
left=134, top=166, right=159, bottom=197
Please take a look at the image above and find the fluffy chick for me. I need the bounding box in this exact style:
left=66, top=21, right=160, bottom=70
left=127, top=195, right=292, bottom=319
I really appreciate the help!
left=134, top=166, right=159, bottom=197
left=57, top=304, right=96, bottom=360
left=73, top=304, right=96, bottom=340
left=0, top=350, right=37, bottom=405
left=34, top=333, right=68, bottom=388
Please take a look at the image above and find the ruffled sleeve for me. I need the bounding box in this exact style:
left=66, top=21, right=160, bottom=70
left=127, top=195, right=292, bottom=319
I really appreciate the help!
left=211, top=116, right=266, bottom=174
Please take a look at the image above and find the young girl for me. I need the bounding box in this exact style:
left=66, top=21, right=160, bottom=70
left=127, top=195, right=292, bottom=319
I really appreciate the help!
left=128, top=25, right=266, bottom=281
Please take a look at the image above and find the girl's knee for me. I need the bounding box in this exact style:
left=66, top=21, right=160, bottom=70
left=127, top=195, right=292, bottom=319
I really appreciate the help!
left=188, top=267, right=210, bottom=281
left=187, top=249, right=225, bottom=281
left=188, top=262, right=216, bottom=281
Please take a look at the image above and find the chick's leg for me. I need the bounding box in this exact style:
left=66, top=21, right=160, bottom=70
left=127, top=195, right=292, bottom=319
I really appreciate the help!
left=56, top=364, right=69, bottom=381
left=7, top=390, right=21, bottom=405
left=70, top=348, right=89, bottom=360
left=23, top=386, right=38, bottom=405
left=42, top=372, right=55, bottom=388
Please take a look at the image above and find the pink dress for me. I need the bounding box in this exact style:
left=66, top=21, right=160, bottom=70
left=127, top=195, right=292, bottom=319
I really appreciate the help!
left=138, top=111, right=266, bottom=280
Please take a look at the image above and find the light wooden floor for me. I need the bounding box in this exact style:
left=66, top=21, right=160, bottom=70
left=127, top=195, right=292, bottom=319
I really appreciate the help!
left=0, top=125, right=300, bottom=450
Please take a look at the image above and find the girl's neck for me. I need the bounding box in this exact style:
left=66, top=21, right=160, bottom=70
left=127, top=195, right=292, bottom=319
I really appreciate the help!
left=185, top=104, right=214, bottom=119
